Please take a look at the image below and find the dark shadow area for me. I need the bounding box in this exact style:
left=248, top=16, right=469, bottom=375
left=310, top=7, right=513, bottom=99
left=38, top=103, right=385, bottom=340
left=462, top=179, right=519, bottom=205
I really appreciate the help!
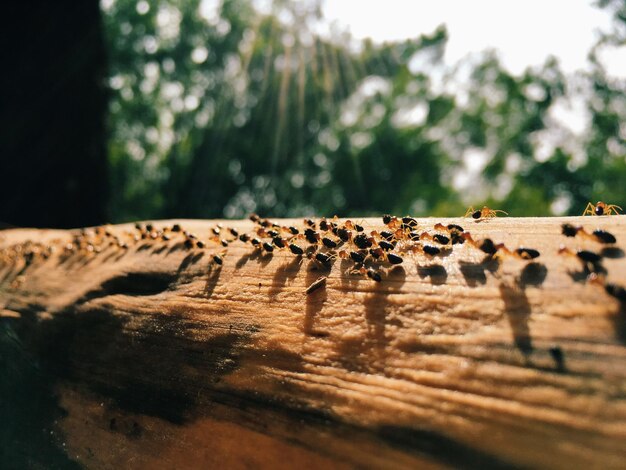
left=517, top=263, right=547, bottom=288
left=499, top=283, right=532, bottom=355
left=0, top=320, right=81, bottom=469
left=78, top=271, right=176, bottom=304
left=0, top=292, right=254, bottom=466
left=0, top=2, right=108, bottom=229
left=377, top=425, right=517, bottom=470
left=417, top=264, right=448, bottom=285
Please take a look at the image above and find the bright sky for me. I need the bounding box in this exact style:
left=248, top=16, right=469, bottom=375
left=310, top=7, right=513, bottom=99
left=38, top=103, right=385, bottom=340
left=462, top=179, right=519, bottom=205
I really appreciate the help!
left=322, top=0, right=615, bottom=75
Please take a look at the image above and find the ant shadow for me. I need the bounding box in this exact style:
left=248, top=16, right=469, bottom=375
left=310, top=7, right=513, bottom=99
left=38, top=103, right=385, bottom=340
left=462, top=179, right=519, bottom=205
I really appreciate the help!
left=517, top=262, right=547, bottom=288
left=269, top=256, right=303, bottom=300
left=601, top=247, right=624, bottom=259
left=499, top=283, right=533, bottom=357
left=334, top=266, right=406, bottom=374
left=614, top=301, right=626, bottom=345
left=204, top=265, right=222, bottom=298
left=166, top=242, right=185, bottom=255
left=458, top=261, right=487, bottom=286
left=151, top=244, right=169, bottom=255
left=567, top=263, right=607, bottom=284
left=417, top=264, right=447, bottom=285
left=255, top=252, right=274, bottom=268
left=234, top=249, right=262, bottom=270
left=459, top=257, right=500, bottom=288
left=98, top=246, right=130, bottom=264
left=385, top=265, right=407, bottom=287
left=176, top=252, right=204, bottom=275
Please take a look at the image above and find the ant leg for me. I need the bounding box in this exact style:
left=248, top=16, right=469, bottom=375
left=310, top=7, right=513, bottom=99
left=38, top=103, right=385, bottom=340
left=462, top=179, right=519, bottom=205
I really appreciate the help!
left=464, top=207, right=474, bottom=217
left=582, top=202, right=594, bottom=216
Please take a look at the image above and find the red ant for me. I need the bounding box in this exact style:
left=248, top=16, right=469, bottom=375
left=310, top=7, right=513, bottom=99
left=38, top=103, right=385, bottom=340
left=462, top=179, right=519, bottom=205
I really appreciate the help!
left=582, top=201, right=622, bottom=216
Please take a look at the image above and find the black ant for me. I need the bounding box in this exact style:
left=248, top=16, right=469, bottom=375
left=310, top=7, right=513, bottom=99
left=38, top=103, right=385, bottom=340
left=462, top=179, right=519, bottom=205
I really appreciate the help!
left=304, top=228, right=320, bottom=244
left=314, top=252, right=334, bottom=266
left=322, top=237, right=339, bottom=249
left=422, top=245, right=441, bottom=256
left=353, top=233, right=373, bottom=249
left=349, top=250, right=366, bottom=263
left=432, top=234, right=450, bottom=245
left=273, top=237, right=287, bottom=249
left=378, top=240, right=395, bottom=251
left=386, top=253, right=403, bottom=265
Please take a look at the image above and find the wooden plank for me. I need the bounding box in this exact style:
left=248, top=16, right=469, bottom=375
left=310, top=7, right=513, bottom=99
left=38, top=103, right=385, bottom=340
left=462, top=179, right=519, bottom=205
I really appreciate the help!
left=1, top=216, right=625, bottom=469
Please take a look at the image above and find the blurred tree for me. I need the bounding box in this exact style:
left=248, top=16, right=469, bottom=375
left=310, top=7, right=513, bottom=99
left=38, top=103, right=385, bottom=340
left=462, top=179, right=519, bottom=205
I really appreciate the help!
left=102, top=0, right=624, bottom=221
left=0, top=1, right=108, bottom=228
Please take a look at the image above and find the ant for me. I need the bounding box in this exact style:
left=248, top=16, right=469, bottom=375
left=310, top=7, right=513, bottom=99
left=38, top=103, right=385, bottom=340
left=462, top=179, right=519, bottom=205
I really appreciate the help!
left=582, top=201, right=622, bottom=216
left=561, top=223, right=617, bottom=244
left=464, top=206, right=508, bottom=220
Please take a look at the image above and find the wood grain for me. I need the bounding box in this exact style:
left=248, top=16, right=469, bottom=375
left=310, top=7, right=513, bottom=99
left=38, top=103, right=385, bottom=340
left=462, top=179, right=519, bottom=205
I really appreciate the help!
left=1, top=216, right=625, bottom=469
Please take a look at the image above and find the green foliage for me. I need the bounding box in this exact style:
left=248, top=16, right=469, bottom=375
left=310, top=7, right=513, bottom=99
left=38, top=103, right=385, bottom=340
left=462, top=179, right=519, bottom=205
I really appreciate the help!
left=102, top=0, right=625, bottom=220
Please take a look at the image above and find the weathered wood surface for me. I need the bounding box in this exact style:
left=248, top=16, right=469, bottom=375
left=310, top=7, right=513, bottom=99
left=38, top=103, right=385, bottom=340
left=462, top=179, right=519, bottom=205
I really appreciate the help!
left=1, top=216, right=625, bottom=469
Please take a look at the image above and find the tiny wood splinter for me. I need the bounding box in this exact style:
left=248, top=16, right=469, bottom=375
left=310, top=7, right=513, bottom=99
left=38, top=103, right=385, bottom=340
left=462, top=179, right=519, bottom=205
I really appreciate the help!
left=305, top=276, right=327, bottom=294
